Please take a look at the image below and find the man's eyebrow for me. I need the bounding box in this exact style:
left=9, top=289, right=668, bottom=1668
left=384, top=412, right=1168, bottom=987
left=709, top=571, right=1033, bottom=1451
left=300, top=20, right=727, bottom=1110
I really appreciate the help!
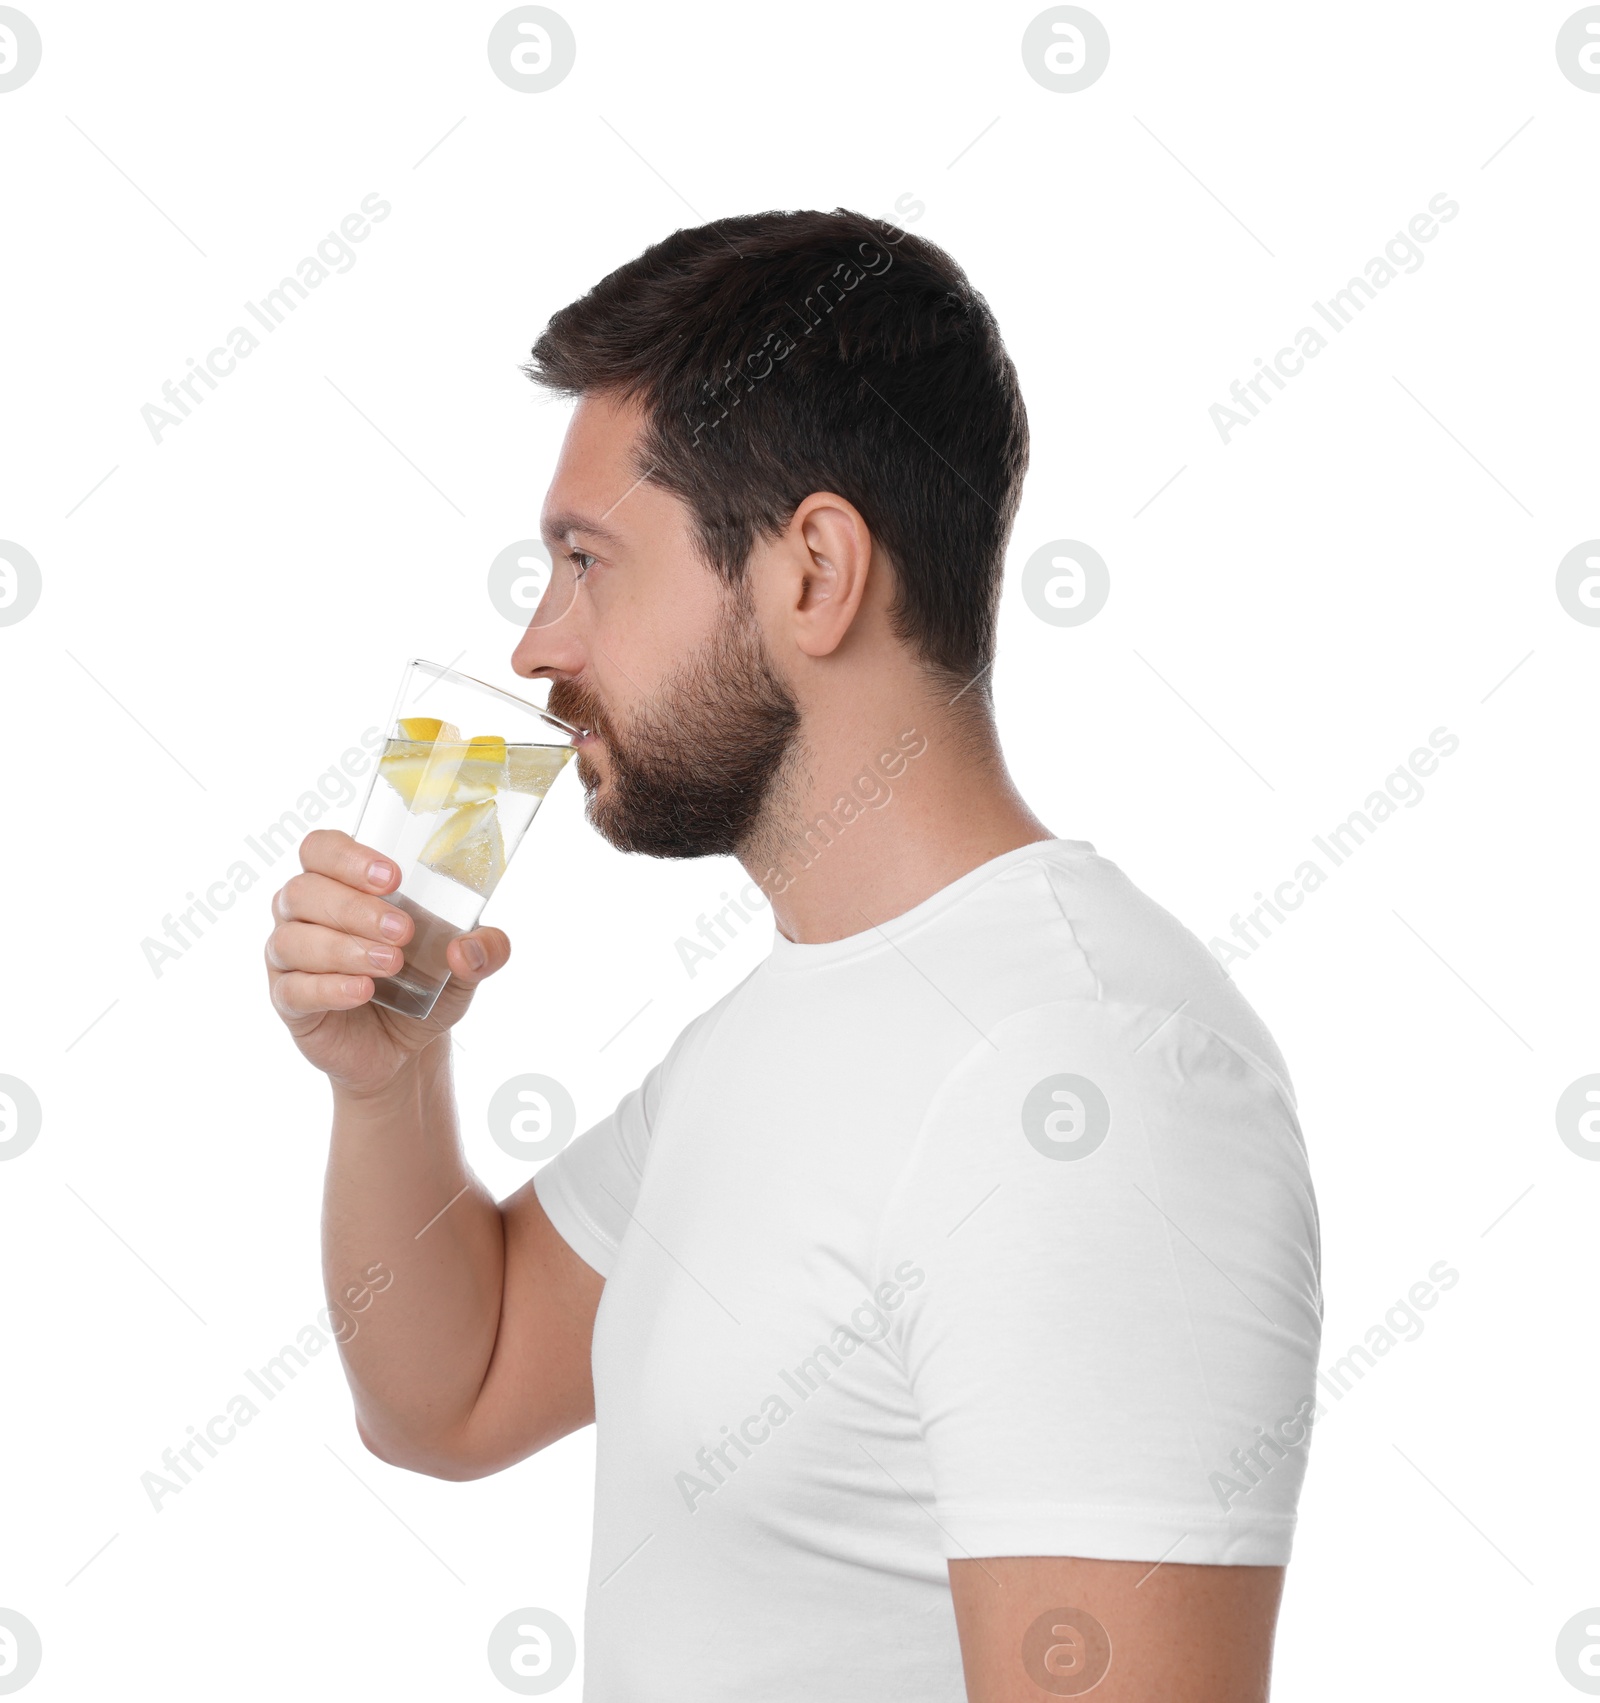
left=541, top=511, right=626, bottom=548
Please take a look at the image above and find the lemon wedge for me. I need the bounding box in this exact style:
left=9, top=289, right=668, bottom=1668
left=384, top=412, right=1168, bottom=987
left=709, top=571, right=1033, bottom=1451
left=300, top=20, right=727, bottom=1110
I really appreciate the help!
left=418, top=799, right=506, bottom=896
left=380, top=743, right=482, bottom=813
left=507, top=745, right=575, bottom=797
left=380, top=718, right=496, bottom=813
left=398, top=716, right=457, bottom=744
left=379, top=724, right=569, bottom=816
left=453, top=734, right=509, bottom=799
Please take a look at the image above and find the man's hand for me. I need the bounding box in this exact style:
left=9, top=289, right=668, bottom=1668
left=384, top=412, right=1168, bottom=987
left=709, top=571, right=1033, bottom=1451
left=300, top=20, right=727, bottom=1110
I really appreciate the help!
left=950, top=1556, right=1284, bottom=1701
left=265, top=828, right=510, bottom=1094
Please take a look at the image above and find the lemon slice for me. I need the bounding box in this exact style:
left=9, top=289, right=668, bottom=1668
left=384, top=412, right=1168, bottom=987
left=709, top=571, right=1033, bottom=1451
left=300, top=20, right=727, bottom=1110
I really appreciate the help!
left=380, top=744, right=480, bottom=813
left=380, top=719, right=505, bottom=813
left=418, top=799, right=506, bottom=896
left=452, top=734, right=508, bottom=800
left=380, top=725, right=568, bottom=815
left=507, top=745, right=574, bottom=797
left=398, top=716, right=457, bottom=744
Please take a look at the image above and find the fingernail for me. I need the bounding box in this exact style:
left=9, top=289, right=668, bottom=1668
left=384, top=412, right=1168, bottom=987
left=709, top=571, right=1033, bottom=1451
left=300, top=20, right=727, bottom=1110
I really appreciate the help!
left=367, top=860, right=395, bottom=886
left=344, top=978, right=369, bottom=1000
left=379, top=910, right=407, bottom=941
left=459, top=937, right=486, bottom=971
left=368, top=944, right=399, bottom=970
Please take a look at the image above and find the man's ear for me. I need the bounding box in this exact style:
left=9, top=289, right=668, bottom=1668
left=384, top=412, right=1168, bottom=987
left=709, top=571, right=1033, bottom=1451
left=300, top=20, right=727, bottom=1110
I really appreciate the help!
left=784, top=492, right=875, bottom=660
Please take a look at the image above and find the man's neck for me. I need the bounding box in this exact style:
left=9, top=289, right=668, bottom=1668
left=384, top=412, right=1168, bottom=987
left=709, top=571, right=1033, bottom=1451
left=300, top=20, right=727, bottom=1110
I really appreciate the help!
left=741, top=704, right=1054, bottom=946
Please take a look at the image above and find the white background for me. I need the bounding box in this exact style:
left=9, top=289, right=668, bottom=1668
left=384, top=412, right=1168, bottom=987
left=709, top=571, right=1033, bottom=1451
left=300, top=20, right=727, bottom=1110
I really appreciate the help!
left=1, top=2, right=1597, bottom=1697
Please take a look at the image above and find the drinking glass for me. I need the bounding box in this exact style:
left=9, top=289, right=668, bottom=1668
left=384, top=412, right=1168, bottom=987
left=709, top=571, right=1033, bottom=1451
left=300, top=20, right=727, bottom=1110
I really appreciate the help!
left=351, top=659, right=579, bottom=1018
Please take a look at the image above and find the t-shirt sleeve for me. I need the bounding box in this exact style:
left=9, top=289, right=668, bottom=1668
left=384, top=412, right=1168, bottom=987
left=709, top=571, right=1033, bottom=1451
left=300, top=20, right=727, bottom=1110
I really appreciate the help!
left=534, top=983, right=748, bottom=1278
left=877, top=997, right=1322, bottom=1567
left=532, top=1021, right=695, bottom=1278
left=531, top=1063, right=662, bottom=1278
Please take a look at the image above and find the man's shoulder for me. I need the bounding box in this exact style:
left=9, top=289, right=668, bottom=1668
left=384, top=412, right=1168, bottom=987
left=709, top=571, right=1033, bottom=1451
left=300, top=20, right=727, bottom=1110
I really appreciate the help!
left=936, top=840, right=1297, bottom=1113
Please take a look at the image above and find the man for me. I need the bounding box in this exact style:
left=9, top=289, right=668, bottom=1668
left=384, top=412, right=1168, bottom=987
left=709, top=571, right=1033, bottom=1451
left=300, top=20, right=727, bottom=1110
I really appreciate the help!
left=265, top=209, right=1321, bottom=1701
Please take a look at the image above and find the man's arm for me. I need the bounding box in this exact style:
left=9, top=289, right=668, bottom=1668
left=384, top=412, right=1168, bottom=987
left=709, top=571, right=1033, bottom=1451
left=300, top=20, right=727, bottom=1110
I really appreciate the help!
left=876, top=998, right=1319, bottom=1698
left=329, top=1058, right=603, bottom=1479
left=949, top=1557, right=1284, bottom=1702
left=266, top=829, right=603, bottom=1478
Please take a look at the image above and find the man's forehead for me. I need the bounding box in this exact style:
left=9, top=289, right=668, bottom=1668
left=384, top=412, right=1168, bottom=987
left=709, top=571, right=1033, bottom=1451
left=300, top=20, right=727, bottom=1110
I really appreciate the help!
left=540, top=392, right=650, bottom=541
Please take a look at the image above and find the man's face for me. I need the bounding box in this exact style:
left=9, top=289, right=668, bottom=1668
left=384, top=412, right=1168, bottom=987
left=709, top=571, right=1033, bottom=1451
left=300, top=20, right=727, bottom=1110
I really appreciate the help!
left=512, top=392, right=801, bottom=858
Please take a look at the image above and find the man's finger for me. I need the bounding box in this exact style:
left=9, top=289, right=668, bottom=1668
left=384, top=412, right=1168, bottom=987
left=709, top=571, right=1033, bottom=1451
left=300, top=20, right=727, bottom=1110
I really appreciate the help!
left=444, top=927, right=511, bottom=985
left=300, top=828, right=400, bottom=894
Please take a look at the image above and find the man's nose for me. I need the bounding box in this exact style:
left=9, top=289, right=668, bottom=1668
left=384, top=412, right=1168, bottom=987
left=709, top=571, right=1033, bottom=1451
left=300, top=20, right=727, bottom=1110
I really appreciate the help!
left=511, top=569, right=588, bottom=679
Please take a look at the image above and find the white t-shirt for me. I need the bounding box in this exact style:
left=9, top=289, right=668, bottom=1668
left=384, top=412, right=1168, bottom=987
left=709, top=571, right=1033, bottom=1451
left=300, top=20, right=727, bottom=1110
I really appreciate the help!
left=534, top=838, right=1321, bottom=1701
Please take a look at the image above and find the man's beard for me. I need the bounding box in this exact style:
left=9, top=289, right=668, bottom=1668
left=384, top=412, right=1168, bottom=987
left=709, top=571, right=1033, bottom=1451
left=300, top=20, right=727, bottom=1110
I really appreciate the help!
left=545, top=590, right=803, bottom=859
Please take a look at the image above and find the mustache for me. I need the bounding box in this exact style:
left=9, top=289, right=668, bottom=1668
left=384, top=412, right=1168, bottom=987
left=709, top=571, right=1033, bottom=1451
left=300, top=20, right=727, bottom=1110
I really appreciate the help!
left=546, top=681, right=607, bottom=741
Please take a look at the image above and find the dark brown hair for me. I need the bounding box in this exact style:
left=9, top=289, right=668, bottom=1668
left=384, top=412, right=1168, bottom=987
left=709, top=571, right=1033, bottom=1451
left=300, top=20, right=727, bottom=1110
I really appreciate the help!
left=524, top=207, right=1029, bottom=702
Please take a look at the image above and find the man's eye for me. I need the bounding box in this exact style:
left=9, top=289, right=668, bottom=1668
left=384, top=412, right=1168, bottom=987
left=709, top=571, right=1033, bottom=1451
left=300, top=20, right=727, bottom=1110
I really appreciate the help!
left=568, top=550, right=597, bottom=576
